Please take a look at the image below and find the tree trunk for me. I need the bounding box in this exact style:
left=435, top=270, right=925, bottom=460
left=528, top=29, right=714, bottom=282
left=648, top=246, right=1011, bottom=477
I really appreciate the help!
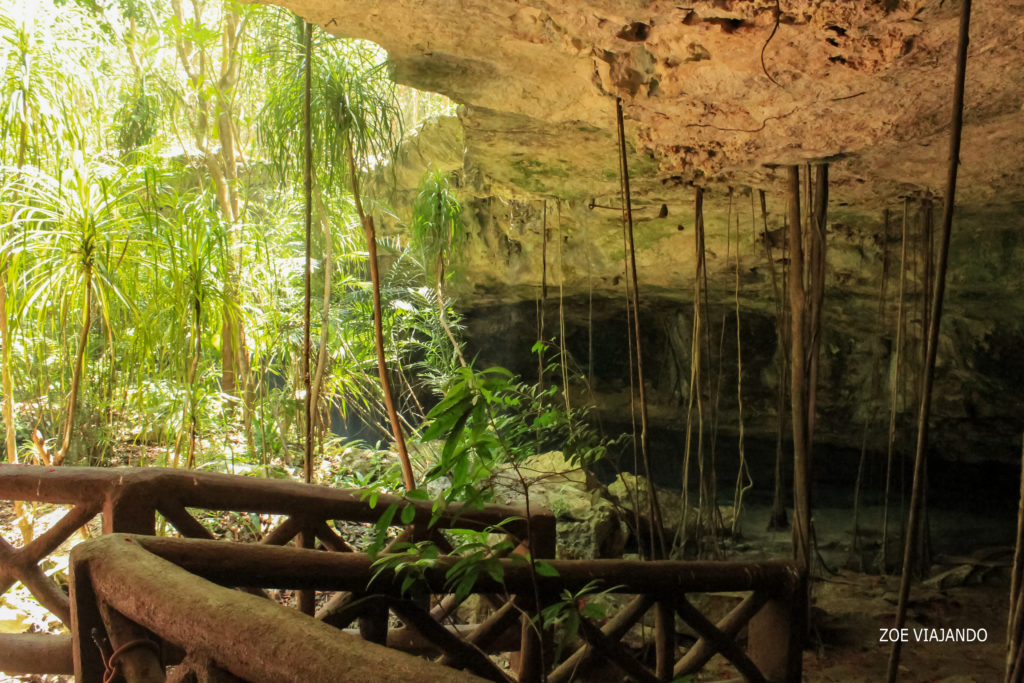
left=0, top=263, right=31, bottom=543
left=302, top=20, right=314, bottom=484
left=436, top=270, right=467, bottom=368
left=759, top=190, right=788, bottom=530
left=882, top=199, right=910, bottom=572
left=887, top=2, right=972, bottom=678
left=310, top=192, right=334, bottom=439
left=616, top=97, right=665, bottom=558
left=344, top=137, right=415, bottom=491
left=1, top=268, right=16, bottom=466
left=186, top=296, right=201, bottom=470
left=56, top=269, right=92, bottom=466
left=786, top=167, right=811, bottom=572
left=806, top=165, right=828, bottom=456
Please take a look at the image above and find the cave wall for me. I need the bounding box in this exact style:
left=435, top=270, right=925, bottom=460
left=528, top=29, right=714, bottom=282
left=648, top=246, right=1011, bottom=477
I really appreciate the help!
left=368, top=115, right=1024, bottom=467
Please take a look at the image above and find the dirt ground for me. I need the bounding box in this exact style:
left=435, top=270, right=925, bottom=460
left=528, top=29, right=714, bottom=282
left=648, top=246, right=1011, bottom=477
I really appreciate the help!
left=802, top=570, right=1006, bottom=683
left=718, top=500, right=1014, bottom=682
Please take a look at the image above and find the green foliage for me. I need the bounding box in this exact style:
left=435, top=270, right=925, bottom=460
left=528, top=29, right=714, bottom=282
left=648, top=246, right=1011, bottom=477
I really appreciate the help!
left=540, top=580, right=617, bottom=661
left=443, top=526, right=520, bottom=602
left=5, top=156, right=139, bottom=322
left=255, top=15, right=402, bottom=189
left=420, top=363, right=607, bottom=506
left=410, top=168, right=462, bottom=283
left=0, top=0, right=463, bottom=472
left=369, top=539, right=439, bottom=599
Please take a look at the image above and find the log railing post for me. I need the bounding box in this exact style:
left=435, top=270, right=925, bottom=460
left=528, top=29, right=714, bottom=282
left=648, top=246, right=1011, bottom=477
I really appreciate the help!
left=69, top=555, right=107, bottom=683
left=357, top=602, right=390, bottom=645
left=297, top=523, right=316, bottom=616
left=98, top=602, right=163, bottom=682
left=518, top=512, right=557, bottom=683
left=748, top=574, right=806, bottom=683
left=655, top=599, right=675, bottom=680
left=102, top=491, right=156, bottom=535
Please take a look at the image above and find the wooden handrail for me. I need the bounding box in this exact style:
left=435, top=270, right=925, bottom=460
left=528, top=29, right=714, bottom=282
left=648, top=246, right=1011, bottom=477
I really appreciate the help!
left=0, top=468, right=803, bottom=682
left=0, top=466, right=556, bottom=677
left=127, top=534, right=800, bottom=596
left=70, top=535, right=485, bottom=683
left=0, top=464, right=551, bottom=536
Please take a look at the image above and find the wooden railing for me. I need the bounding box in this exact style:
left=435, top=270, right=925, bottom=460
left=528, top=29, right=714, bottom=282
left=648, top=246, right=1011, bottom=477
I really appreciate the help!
left=0, top=464, right=554, bottom=676
left=0, top=465, right=804, bottom=682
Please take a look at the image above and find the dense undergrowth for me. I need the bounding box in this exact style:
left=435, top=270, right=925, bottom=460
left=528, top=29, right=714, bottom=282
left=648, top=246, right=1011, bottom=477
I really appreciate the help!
left=0, top=0, right=471, bottom=474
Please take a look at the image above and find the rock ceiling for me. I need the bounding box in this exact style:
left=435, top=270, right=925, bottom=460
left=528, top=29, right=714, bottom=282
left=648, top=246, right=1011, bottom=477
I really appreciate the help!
left=270, top=0, right=1024, bottom=319
left=279, top=0, right=1023, bottom=208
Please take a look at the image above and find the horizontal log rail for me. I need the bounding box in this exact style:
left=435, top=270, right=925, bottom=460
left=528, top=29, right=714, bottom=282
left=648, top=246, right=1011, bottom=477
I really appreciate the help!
left=0, top=464, right=542, bottom=535
left=128, top=534, right=800, bottom=597
left=70, top=534, right=487, bottom=683
left=65, top=534, right=803, bottom=683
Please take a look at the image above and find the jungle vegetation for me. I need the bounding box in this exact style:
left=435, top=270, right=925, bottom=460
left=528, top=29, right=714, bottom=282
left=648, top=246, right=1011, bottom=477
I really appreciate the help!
left=0, top=0, right=481, bottom=486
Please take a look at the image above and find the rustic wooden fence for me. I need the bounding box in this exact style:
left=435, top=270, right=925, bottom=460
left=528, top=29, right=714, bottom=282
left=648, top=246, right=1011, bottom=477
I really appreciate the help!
left=0, top=465, right=803, bottom=682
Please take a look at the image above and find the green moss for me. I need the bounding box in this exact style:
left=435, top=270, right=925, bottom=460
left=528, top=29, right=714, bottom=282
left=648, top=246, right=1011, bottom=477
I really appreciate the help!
left=509, top=158, right=571, bottom=193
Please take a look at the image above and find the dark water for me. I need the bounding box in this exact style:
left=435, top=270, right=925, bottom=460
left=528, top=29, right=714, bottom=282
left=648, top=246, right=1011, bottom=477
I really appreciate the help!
left=594, top=421, right=1019, bottom=554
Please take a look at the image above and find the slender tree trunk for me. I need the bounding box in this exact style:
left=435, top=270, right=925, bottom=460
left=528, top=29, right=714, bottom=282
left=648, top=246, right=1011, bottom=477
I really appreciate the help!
left=186, top=296, right=201, bottom=470
left=882, top=199, right=910, bottom=572
left=888, top=2, right=972, bottom=678
left=852, top=208, right=891, bottom=562
left=692, top=187, right=711, bottom=554
left=56, top=270, right=92, bottom=466
left=1008, top=436, right=1024, bottom=682
left=916, top=201, right=935, bottom=575
left=787, top=167, right=811, bottom=572
left=1, top=268, right=16, bottom=467
left=302, top=20, right=314, bottom=484
left=0, top=264, right=31, bottom=542
left=437, top=277, right=465, bottom=367
left=618, top=171, right=643, bottom=555
left=806, top=166, right=828, bottom=453
left=310, top=192, right=335, bottom=438
left=344, top=137, right=415, bottom=491
left=215, top=7, right=245, bottom=401
left=616, top=97, right=665, bottom=558
left=732, top=196, right=751, bottom=536
left=537, top=201, right=547, bottom=390
left=2, top=139, right=25, bottom=474
left=556, top=205, right=572, bottom=421
left=760, top=190, right=789, bottom=530
left=2, top=137, right=26, bottom=549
